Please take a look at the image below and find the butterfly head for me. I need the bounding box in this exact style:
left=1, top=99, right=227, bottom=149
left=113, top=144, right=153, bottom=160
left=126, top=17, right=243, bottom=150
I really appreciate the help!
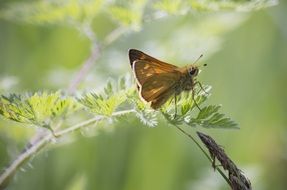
left=187, top=63, right=206, bottom=77
left=187, top=54, right=207, bottom=77
left=188, top=65, right=199, bottom=77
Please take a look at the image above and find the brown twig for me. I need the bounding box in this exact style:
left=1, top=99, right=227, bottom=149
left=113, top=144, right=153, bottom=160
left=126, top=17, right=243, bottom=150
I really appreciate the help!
left=197, top=131, right=252, bottom=190
left=174, top=126, right=231, bottom=186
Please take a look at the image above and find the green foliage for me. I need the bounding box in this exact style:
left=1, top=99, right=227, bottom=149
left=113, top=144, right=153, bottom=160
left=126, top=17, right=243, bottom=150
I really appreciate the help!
left=0, top=76, right=238, bottom=189
left=108, top=0, right=147, bottom=30
left=0, top=0, right=103, bottom=25
left=89, top=77, right=237, bottom=129
left=188, top=0, right=278, bottom=12
left=0, top=76, right=237, bottom=130
left=188, top=105, right=237, bottom=128
left=0, top=0, right=277, bottom=27
left=161, top=86, right=238, bottom=129
left=78, top=76, right=133, bottom=116
left=78, top=90, right=126, bottom=117
left=153, top=0, right=187, bottom=15
left=0, top=92, right=79, bottom=128
left=129, top=92, right=158, bottom=127
left=152, top=0, right=277, bottom=14
left=135, top=108, right=158, bottom=127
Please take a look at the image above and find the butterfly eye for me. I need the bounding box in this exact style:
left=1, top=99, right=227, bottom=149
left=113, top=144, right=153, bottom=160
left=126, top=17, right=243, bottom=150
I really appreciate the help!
left=189, top=68, right=197, bottom=76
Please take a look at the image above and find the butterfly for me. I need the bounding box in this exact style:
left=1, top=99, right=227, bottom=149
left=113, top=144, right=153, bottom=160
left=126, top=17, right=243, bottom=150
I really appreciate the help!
left=128, top=49, right=206, bottom=114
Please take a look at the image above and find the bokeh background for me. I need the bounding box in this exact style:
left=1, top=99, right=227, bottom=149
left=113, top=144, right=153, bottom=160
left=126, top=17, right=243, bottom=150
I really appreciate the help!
left=0, top=0, right=286, bottom=189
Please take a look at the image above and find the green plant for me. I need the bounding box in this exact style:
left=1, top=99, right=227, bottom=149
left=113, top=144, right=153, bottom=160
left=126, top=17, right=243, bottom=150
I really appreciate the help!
left=0, top=0, right=277, bottom=189
left=0, top=75, right=238, bottom=188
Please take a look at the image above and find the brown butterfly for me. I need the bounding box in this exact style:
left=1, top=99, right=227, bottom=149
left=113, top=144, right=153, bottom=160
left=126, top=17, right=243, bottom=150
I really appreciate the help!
left=129, top=49, right=206, bottom=113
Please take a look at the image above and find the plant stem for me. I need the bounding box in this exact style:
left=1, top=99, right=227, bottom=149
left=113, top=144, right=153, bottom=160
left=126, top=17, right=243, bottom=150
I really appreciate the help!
left=68, top=25, right=126, bottom=94
left=55, top=109, right=135, bottom=136
left=174, top=125, right=231, bottom=186
left=0, top=109, right=134, bottom=188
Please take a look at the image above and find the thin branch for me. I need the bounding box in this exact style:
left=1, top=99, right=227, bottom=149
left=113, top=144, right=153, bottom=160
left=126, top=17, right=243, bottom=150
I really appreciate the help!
left=0, top=109, right=134, bottom=188
left=103, top=26, right=128, bottom=46
left=67, top=43, right=100, bottom=94
left=174, top=125, right=231, bottom=186
left=68, top=24, right=127, bottom=94
left=67, top=20, right=99, bottom=94
left=55, top=109, right=135, bottom=136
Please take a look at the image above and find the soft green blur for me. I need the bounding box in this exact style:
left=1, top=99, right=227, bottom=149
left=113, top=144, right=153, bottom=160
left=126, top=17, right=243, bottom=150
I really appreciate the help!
left=0, top=0, right=286, bottom=190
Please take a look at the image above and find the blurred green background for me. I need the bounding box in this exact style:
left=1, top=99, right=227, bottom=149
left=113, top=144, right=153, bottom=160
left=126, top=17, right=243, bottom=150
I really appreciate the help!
left=0, top=0, right=286, bottom=189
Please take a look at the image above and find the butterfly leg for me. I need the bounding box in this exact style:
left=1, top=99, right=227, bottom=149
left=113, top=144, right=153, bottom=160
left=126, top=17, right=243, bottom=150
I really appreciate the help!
left=194, top=81, right=209, bottom=95
left=174, top=94, right=177, bottom=119
left=192, top=89, right=202, bottom=111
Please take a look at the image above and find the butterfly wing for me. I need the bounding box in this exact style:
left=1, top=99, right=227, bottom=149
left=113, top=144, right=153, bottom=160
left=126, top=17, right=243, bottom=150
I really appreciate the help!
left=133, top=60, right=181, bottom=109
left=150, top=89, right=175, bottom=109
left=129, top=49, right=178, bottom=72
left=140, top=74, right=178, bottom=109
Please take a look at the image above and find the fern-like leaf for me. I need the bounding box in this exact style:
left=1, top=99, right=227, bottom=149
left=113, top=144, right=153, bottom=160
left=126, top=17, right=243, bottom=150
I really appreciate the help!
left=0, top=0, right=104, bottom=25
left=153, top=0, right=187, bottom=15
left=189, top=0, right=278, bottom=12
left=78, top=92, right=126, bottom=116
left=108, top=0, right=147, bottom=30
left=133, top=99, right=158, bottom=127
left=0, top=92, right=79, bottom=128
left=78, top=76, right=133, bottom=116
left=153, top=0, right=278, bottom=14
left=161, top=85, right=238, bottom=129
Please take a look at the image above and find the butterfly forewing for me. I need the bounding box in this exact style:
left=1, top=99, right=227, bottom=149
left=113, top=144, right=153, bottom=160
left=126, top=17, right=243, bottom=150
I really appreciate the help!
left=133, top=60, right=180, bottom=85
left=129, top=49, right=178, bottom=71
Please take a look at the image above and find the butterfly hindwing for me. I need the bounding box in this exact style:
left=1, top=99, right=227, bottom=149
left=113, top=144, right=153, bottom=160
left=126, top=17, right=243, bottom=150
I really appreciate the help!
left=140, top=75, right=175, bottom=100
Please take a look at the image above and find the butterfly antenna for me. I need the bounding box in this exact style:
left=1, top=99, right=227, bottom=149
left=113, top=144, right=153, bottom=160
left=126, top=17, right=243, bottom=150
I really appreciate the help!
left=193, top=54, right=203, bottom=65
left=193, top=54, right=207, bottom=67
